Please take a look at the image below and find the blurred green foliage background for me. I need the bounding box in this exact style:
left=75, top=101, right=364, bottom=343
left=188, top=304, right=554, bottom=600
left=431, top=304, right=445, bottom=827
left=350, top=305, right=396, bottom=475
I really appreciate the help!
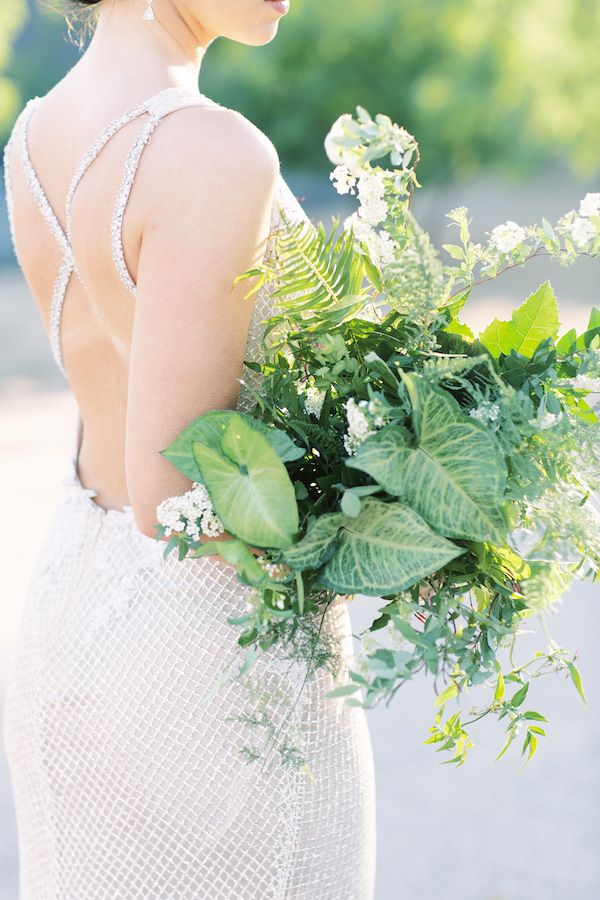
left=1, top=0, right=599, bottom=183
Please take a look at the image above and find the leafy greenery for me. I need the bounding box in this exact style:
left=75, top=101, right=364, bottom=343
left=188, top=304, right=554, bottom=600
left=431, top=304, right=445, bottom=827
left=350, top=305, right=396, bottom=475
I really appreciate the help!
left=158, top=106, right=600, bottom=771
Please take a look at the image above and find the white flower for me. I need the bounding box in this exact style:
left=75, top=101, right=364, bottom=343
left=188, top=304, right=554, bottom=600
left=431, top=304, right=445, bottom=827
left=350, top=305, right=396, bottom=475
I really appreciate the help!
left=536, top=411, right=559, bottom=430
left=579, top=192, right=600, bottom=218
left=368, top=229, right=398, bottom=266
left=330, top=164, right=357, bottom=196
left=343, top=212, right=398, bottom=268
left=302, top=385, right=327, bottom=419
left=489, top=221, right=526, bottom=254
left=565, top=374, right=600, bottom=392
left=469, top=400, right=500, bottom=428
left=569, top=215, right=596, bottom=249
left=156, top=481, right=225, bottom=539
left=357, top=170, right=389, bottom=226
left=343, top=397, right=376, bottom=455
left=361, top=633, right=381, bottom=656
left=391, top=124, right=415, bottom=157
left=343, top=397, right=373, bottom=455
left=323, top=114, right=363, bottom=176
left=344, top=211, right=375, bottom=242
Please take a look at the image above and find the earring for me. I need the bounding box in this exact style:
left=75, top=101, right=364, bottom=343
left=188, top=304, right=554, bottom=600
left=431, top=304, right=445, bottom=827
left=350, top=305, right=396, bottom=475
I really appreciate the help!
left=142, top=0, right=155, bottom=20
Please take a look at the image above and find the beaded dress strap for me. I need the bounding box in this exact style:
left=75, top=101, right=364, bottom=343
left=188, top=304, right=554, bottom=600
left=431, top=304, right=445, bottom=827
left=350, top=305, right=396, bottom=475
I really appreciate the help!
left=111, top=90, right=220, bottom=295
left=3, top=86, right=218, bottom=377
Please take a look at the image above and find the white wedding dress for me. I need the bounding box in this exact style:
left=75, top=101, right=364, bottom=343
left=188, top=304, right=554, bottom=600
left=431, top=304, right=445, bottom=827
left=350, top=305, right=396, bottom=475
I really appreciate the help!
left=2, top=86, right=377, bottom=898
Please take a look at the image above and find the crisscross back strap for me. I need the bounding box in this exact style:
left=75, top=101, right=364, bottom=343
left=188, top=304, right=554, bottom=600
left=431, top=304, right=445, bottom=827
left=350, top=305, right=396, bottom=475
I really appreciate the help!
left=3, top=86, right=220, bottom=377
left=111, top=91, right=219, bottom=295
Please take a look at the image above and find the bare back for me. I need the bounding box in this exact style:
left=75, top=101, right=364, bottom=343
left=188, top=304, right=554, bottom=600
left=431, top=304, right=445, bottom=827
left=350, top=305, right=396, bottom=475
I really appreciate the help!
left=4, top=82, right=284, bottom=529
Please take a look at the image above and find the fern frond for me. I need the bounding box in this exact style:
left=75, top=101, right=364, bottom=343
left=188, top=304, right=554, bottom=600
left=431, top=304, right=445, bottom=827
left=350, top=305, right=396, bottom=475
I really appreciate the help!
left=271, top=208, right=368, bottom=313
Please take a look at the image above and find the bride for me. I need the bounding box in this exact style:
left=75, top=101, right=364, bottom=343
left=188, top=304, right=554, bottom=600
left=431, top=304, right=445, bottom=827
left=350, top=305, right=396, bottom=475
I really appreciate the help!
left=2, top=0, right=377, bottom=897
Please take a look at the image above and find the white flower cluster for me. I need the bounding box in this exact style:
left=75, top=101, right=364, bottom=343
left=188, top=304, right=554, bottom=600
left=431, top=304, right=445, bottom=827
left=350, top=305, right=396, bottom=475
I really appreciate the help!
left=579, top=192, right=600, bottom=218
left=343, top=397, right=385, bottom=455
left=323, top=113, right=363, bottom=174
left=156, top=481, right=225, bottom=541
left=562, top=373, right=600, bottom=392
left=532, top=411, right=561, bottom=430
left=343, top=211, right=398, bottom=268
left=356, top=170, right=389, bottom=226
left=389, top=123, right=415, bottom=160
left=469, top=399, right=501, bottom=430
left=330, top=164, right=357, bottom=196
left=558, top=194, right=600, bottom=250
left=256, top=556, right=292, bottom=583
left=569, top=216, right=596, bottom=249
left=489, top=221, right=526, bottom=254
left=301, top=384, right=327, bottom=419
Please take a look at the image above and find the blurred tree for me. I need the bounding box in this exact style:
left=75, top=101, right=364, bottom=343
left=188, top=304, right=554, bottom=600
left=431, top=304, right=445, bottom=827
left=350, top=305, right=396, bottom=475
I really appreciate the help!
left=0, top=0, right=29, bottom=139
left=1, top=0, right=599, bottom=183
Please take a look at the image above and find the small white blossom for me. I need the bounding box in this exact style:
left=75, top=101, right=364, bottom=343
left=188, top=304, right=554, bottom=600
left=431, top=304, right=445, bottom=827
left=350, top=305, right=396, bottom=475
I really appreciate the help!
left=536, top=411, right=560, bottom=430
left=489, top=221, right=526, bottom=254
left=256, top=556, right=292, bottom=582
left=343, top=397, right=382, bottom=455
left=330, top=164, right=357, bottom=196
left=569, top=215, right=596, bottom=249
left=156, top=481, right=225, bottom=540
left=357, top=170, right=389, bottom=226
left=302, top=385, right=327, bottom=419
left=343, top=398, right=373, bottom=454
left=579, top=192, right=600, bottom=218
left=343, top=212, right=398, bottom=268
left=390, top=124, right=415, bottom=157
left=469, top=400, right=500, bottom=429
left=564, top=374, right=600, bottom=392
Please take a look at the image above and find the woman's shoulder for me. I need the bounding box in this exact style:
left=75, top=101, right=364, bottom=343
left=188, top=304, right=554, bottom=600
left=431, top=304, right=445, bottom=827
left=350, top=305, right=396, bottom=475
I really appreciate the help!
left=152, top=96, right=282, bottom=186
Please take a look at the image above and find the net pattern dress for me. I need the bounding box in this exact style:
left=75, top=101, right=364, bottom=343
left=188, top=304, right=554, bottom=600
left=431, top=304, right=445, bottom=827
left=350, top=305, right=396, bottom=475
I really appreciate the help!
left=1, top=86, right=377, bottom=899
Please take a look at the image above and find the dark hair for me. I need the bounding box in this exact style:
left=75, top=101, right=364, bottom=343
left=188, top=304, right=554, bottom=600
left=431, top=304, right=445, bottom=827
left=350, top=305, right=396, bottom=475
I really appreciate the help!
left=70, top=1, right=103, bottom=4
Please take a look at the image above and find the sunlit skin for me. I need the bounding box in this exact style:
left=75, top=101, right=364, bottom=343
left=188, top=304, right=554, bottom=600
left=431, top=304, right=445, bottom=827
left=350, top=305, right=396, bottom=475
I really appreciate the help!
left=79, top=0, right=290, bottom=102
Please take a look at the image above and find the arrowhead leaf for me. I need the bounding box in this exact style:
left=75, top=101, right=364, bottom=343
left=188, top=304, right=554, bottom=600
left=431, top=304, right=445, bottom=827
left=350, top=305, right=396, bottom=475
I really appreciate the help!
left=347, top=374, right=508, bottom=542
left=478, top=281, right=560, bottom=358
left=318, top=497, right=465, bottom=596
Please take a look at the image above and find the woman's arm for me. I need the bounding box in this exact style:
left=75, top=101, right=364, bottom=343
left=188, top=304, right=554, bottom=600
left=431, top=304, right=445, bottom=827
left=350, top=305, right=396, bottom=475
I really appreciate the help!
left=125, top=106, right=280, bottom=541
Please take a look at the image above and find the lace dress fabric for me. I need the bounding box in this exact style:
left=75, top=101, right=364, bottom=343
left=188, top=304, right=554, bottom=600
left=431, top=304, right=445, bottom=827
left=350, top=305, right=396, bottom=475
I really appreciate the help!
left=2, top=87, right=377, bottom=899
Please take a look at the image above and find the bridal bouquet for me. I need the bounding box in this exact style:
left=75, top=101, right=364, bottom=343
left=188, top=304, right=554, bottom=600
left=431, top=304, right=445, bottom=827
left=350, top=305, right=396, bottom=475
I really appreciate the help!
left=155, top=106, right=600, bottom=771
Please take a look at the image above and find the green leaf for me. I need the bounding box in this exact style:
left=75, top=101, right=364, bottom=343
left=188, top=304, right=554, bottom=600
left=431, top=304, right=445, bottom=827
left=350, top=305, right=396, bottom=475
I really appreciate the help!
left=347, top=374, right=508, bottom=542
left=494, top=671, right=505, bottom=701
left=318, top=497, right=465, bottom=596
left=522, top=710, right=548, bottom=722
left=445, top=317, right=475, bottom=340
left=282, top=513, right=345, bottom=570
left=478, top=281, right=560, bottom=358
left=509, top=682, right=529, bottom=708
left=435, top=681, right=459, bottom=707
left=567, top=662, right=587, bottom=706
left=556, top=327, right=577, bottom=355
left=326, top=683, right=363, bottom=698
left=341, top=490, right=362, bottom=518
left=160, top=409, right=303, bottom=479
left=587, top=306, right=600, bottom=331
left=191, top=538, right=264, bottom=584
left=192, top=414, right=299, bottom=548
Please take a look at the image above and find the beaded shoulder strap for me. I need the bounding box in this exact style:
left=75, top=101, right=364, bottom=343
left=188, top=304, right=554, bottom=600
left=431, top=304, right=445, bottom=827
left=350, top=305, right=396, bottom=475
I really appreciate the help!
left=110, top=90, right=221, bottom=295
left=2, top=87, right=218, bottom=376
